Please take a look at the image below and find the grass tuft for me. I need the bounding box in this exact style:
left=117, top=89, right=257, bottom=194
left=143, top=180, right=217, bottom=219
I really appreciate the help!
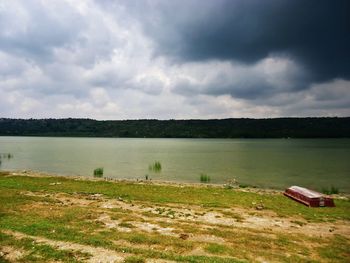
left=119, top=222, right=135, bottom=228
left=0, top=153, right=13, bottom=168
left=124, top=255, right=146, bottom=263
left=148, top=161, right=162, bottom=173
left=93, top=167, right=104, bottom=178
left=205, top=243, right=230, bottom=254
left=0, top=153, right=13, bottom=159
left=322, top=186, right=339, bottom=195
left=200, top=173, right=211, bottom=183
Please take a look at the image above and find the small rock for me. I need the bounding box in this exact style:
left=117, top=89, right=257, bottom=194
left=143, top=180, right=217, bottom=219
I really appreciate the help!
left=255, top=204, right=264, bottom=210
left=179, top=233, right=189, bottom=240
left=87, top=193, right=103, bottom=200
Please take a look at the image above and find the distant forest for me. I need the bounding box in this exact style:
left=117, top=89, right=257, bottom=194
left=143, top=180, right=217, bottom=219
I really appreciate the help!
left=0, top=118, right=349, bottom=138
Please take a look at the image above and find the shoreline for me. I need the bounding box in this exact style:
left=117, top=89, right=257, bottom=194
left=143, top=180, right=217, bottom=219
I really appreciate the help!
left=3, top=169, right=349, bottom=199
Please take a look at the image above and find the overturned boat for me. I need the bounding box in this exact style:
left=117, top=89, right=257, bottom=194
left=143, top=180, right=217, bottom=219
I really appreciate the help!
left=284, top=186, right=335, bottom=207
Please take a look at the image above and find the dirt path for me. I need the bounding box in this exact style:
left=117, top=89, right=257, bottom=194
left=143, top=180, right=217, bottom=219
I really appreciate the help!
left=0, top=245, right=25, bottom=262
left=22, top=191, right=350, bottom=239
left=3, top=230, right=126, bottom=263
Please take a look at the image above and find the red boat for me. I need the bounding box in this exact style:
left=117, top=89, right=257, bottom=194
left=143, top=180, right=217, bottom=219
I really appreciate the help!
left=284, top=186, right=335, bottom=207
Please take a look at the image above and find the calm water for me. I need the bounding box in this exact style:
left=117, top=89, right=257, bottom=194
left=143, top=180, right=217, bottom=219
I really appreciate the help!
left=0, top=136, right=349, bottom=192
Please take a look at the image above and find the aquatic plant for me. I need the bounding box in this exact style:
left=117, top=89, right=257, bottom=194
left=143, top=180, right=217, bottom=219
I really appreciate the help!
left=331, top=186, right=340, bottom=194
left=0, top=153, right=13, bottom=168
left=200, top=173, right=211, bottom=183
left=322, top=186, right=339, bottom=195
left=93, top=167, right=104, bottom=177
left=148, top=161, right=162, bottom=173
left=1, top=153, right=13, bottom=159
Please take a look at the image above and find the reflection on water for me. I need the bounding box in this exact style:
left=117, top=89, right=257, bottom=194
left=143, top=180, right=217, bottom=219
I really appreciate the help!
left=0, top=136, right=349, bottom=192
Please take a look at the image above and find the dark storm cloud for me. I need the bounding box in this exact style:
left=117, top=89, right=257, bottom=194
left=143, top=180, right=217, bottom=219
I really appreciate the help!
left=137, top=0, right=350, bottom=83
left=1, top=0, right=349, bottom=119
left=0, top=1, right=85, bottom=62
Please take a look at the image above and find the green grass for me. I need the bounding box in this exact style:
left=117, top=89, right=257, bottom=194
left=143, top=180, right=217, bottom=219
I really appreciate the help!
left=124, top=255, right=146, bottom=263
left=0, top=173, right=349, bottom=222
left=205, top=243, right=230, bottom=254
left=317, top=235, right=350, bottom=263
left=220, top=210, right=244, bottom=222
left=0, top=190, right=241, bottom=262
left=0, top=231, right=90, bottom=262
left=0, top=172, right=349, bottom=262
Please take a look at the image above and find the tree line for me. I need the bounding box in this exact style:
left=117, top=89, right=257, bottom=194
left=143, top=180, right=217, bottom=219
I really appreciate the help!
left=0, top=117, right=349, bottom=138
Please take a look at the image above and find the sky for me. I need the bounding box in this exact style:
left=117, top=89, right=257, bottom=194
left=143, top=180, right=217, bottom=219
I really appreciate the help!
left=0, top=0, right=349, bottom=120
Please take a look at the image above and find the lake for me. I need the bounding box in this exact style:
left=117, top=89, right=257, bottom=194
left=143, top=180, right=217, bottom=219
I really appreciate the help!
left=0, top=136, right=349, bottom=192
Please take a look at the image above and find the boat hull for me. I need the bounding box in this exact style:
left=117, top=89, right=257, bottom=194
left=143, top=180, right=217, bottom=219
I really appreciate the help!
left=284, top=186, right=335, bottom=207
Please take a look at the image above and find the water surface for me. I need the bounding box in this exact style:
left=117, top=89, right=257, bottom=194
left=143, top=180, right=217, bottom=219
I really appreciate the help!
left=0, top=137, right=349, bottom=192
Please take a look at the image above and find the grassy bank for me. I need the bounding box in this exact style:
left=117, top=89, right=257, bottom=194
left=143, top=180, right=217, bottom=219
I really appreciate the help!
left=0, top=171, right=349, bottom=262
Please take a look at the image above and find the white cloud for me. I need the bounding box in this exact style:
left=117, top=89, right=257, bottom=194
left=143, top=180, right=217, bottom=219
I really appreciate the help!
left=170, top=56, right=309, bottom=99
left=0, top=0, right=349, bottom=119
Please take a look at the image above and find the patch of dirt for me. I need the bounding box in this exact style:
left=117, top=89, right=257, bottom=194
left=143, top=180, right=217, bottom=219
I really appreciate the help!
left=4, top=230, right=126, bottom=263
left=186, top=247, right=207, bottom=256
left=0, top=246, right=25, bottom=262
left=96, top=213, right=177, bottom=237
left=22, top=190, right=350, bottom=239
left=96, top=214, right=132, bottom=232
left=135, top=222, right=176, bottom=236
left=146, top=260, right=177, bottom=263
left=98, top=196, right=350, bottom=238
left=189, top=234, right=226, bottom=244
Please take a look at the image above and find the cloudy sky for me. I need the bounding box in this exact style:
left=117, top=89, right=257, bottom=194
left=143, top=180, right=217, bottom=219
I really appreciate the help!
left=0, top=0, right=349, bottom=119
